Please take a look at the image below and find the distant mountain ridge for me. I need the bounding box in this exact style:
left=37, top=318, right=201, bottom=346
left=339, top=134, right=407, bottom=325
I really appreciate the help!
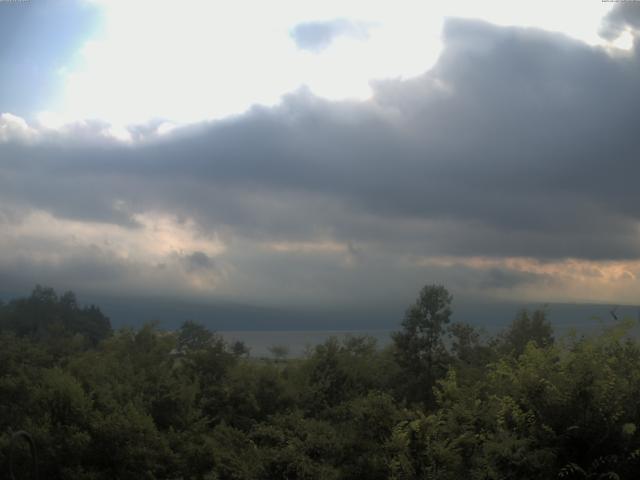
left=2, top=289, right=637, bottom=332
left=44, top=295, right=640, bottom=333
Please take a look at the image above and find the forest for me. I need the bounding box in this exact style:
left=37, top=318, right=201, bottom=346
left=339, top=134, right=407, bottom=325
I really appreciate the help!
left=1, top=284, right=640, bottom=479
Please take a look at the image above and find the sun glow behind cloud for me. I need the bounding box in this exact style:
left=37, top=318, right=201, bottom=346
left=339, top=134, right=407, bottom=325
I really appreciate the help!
left=5, top=0, right=640, bottom=313
left=0, top=207, right=228, bottom=295
left=48, top=0, right=618, bottom=129
left=414, top=255, right=640, bottom=305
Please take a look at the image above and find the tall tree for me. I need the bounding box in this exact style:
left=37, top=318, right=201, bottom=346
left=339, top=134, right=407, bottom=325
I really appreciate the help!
left=392, top=284, right=453, bottom=406
left=498, top=308, right=554, bottom=357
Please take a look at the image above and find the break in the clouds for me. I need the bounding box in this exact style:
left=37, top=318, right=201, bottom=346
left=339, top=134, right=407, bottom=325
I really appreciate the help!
left=0, top=0, right=101, bottom=120
left=1, top=2, right=640, bottom=316
left=290, top=19, right=371, bottom=52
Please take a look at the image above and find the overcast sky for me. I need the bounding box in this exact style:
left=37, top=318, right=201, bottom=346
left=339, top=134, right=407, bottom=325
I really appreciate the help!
left=1, top=0, right=640, bottom=323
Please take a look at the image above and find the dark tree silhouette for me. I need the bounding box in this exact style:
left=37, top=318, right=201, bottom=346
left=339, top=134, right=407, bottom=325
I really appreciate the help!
left=392, top=284, right=453, bottom=406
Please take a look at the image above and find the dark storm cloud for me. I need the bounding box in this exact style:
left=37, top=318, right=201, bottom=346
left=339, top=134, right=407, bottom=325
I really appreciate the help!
left=184, top=251, right=216, bottom=272
left=2, top=16, right=640, bottom=279
left=0, top=0, right=102, bottom=119
left=290, top=19, right=370, bottom=52
left=0, top=244, right=131, bottom=294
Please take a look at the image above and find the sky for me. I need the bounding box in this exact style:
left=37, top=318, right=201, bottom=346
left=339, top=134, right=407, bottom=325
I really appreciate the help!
left=1, top=0, right=640, bottom=327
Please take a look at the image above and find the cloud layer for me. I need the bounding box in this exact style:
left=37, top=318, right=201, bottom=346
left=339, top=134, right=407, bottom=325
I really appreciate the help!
left=1, top=14, right=640, bottom=311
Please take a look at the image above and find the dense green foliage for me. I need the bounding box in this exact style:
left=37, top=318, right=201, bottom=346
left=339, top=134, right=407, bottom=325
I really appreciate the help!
left=2, top=285, right=640, bottom=479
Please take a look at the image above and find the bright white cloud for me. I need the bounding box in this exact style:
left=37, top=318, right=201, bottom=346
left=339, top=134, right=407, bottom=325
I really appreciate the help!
left=0, top=113, right=38, bottom=143
left=51, top=0, right=616, bottom=128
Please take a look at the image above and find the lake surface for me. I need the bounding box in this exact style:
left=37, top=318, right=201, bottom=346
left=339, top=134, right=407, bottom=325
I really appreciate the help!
left=218, top=305, right=640, bottom=358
